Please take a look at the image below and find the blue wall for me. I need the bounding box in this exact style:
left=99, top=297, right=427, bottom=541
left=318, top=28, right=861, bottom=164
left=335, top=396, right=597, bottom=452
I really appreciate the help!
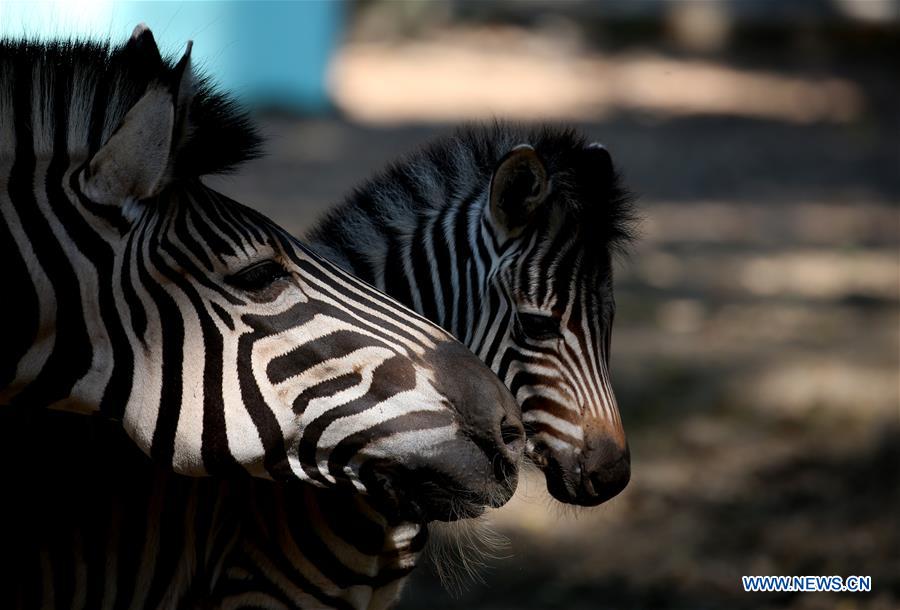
left=0, top=0, right=345, bottom=111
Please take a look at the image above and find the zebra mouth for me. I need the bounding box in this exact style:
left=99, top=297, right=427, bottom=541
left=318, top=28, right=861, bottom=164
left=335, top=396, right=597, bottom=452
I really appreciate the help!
left=364, top=466, right=489, bottom=523
left=398, top=494, right=487, bottom=523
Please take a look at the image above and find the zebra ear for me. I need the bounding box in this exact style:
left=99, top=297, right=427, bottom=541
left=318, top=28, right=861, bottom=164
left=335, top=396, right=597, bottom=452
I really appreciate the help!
left=80, top=85, right=175, bottom=205
left=584, top=142, right=614, bottom=180
left=169, top=40, right=195, bottom=156
left=489, top=145, right=549, bottom=236
left=80, top=40, right=194, bottom=207
left=124, top=23, right=163, bottom=72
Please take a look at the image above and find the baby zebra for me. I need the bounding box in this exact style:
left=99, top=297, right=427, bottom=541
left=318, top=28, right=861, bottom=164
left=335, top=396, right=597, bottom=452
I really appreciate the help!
left=309, top=123, right=638, bottom=506
left=0, top=24, right=525, bottom=599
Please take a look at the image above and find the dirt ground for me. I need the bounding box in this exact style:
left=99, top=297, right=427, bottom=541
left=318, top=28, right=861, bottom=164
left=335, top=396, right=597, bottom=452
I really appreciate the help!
left=206, top=21, right=899, bottom=610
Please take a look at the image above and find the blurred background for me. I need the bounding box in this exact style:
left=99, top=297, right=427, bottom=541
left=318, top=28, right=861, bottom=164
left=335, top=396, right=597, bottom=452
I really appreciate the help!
left=4, top=1, right=898, bottom=608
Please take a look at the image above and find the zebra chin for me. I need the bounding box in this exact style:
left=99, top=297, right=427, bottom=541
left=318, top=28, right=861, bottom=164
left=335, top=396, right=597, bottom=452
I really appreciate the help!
left=359, top=446, right=520, bottom=523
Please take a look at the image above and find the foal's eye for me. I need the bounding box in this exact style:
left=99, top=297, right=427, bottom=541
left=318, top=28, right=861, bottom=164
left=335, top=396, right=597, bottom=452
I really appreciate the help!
left=517, top=312, right=562, bottom=341
left=227, top=260, right=290, bottom=292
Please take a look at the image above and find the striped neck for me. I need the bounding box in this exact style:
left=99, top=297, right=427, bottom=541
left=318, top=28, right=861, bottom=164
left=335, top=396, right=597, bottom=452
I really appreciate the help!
left=3, top=410, right=425, bottom=610
left=216, top=482, right=425, bottom=610
left=308, top=182, right=510, bottom=357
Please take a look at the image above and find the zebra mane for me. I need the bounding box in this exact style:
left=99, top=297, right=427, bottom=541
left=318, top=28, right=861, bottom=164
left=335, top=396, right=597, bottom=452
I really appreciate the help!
left=456, top=123, right=639, bottom=253
left=0, top=37, right=261, bottom=177
left=315, top=122, right=637, bottom=264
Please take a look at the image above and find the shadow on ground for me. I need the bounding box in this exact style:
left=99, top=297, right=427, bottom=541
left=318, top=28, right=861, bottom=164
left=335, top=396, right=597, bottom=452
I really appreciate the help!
left=399, top=429, right=899, bottom=610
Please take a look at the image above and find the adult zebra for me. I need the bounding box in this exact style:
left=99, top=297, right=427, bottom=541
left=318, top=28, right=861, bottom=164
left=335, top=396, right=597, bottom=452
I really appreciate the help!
left=308, top=124, right=638, bottom=506
left=0, top=27, right=523, bottom=517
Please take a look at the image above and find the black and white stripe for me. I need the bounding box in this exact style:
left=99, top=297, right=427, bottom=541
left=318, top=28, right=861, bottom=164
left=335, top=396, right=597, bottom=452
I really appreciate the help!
left=3, top=410, right=425, bottom=609
left=4, top=119, right=640, bottom=607
left=0, top=29, right=522, bottom=530
left=309, top=125, right=638, bottom=506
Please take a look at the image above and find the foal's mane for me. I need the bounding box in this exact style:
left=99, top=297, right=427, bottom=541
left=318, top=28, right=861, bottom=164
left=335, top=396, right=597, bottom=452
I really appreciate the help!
left=0, top=37, right=260, bottom=177
left=317, top=122, right=638, bottom=260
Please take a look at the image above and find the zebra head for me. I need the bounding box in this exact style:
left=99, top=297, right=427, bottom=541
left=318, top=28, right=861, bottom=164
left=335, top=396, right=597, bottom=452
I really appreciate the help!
left=0, top=28, right=523, bottom=521
left=482, top=133, right=636, bottom=506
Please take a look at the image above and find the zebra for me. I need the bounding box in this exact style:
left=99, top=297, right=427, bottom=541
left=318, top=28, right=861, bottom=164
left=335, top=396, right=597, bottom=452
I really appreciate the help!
left=0, top=27, right=524, bottom=522
left=1, top=124, right=642, bottom=608
left=307, top=123, right=638, bottom=506
left=1, top=25, right=638, bottom=608
left=3, top=409, right=435, bottom=609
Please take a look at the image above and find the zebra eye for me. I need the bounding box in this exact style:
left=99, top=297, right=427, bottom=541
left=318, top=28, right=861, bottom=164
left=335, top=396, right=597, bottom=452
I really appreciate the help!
left=227, top=260, right=290, bottom=292
left=517, top=312, right=562, bottom=341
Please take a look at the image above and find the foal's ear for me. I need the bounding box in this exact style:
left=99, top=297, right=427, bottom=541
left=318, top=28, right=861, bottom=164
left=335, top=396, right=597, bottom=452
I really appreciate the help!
left=584, top=142, right=615, bottom=182
left=489, top=145, right=549, bottom=237
left=125, top=23, right=163, bottom=72
left=81, top=32, right=194, bottom=207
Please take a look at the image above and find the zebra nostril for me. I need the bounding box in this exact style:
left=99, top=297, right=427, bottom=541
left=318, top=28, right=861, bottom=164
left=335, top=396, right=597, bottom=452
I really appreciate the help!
left=580, top=444, right=630, bottom=505
left=587, top=466, right=630, bottom=503
left=499, top=415, right=525, bottom=456
left=527, top=439, right=550, bottom=468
